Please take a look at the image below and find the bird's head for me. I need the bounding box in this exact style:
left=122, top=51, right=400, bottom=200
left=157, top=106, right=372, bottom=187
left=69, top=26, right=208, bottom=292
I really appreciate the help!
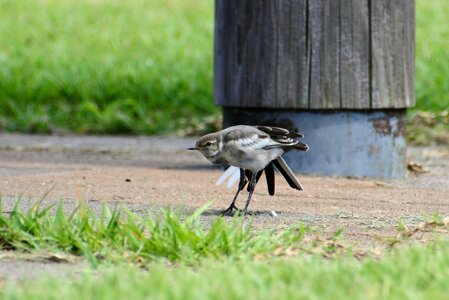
left=187, top=133, right=220, bottom=159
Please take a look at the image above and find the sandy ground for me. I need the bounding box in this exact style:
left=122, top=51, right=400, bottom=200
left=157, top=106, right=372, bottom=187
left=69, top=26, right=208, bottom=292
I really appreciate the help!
left=0, top=133, right=448, bottom=280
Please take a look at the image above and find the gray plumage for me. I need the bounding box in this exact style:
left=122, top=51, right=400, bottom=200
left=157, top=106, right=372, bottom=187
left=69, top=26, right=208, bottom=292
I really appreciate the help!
left=188, top=125, right=308, bottom=214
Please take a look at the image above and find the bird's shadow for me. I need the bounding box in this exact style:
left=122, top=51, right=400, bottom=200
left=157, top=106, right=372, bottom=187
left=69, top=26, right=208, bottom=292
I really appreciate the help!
left=199, top=208, right=280, bottom=217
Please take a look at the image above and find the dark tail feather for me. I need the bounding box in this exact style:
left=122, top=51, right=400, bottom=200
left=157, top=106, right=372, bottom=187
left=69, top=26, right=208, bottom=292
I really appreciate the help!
left=256, top=125, right=304, bottom=138
left=292, top=142, right=309, bottom=151
left=245, top=169, right=263, bottom=192
left=238, top=169, right=249, bottom=191
left=239, top=168, right=248, bottom=191
left=265, top=162, right=275, bottom=196
left=256, top=169, right=263, bottom=183
left=244, top=169, right=252, bottom=183
left=244, top=166, right=275, bottom=195
left=272, top=157, right=304, bottom=190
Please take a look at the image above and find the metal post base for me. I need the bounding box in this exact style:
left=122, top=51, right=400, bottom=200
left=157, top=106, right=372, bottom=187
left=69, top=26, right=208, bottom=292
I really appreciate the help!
left=223, top=108, right=407, bottom=178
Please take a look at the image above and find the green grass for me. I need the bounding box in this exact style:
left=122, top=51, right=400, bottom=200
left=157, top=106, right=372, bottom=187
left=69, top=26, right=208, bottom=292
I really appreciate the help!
left=0, top=0, right=448, bottom=135
left=0, top=0, right=217, bottom=134
left=0, top=199, right=311, bottom=266
left=2, top=242, right=449, bottom=299
left=415, top=0, right=449, bottom=112
left=407, top=110, right=449, bottom=145
left=408, top=0, right=449, bottom=145
left=0, top=199, right=449, bottom=299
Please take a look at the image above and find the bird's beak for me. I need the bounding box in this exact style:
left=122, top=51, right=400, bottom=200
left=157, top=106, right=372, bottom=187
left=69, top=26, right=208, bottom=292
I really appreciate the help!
left=187, top=147, right=199, bottom=150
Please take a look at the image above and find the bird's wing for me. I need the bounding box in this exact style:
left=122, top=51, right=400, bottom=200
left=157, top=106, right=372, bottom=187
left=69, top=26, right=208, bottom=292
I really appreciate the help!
left=257, top=125, right=303, bottom=138
left=227, top=167, right=241, bottom=188
left=224, top=128, right=281, bottom=151
left=215, top=166, right=240, bottom=188
left=216, top=164, right=276, bottom=196
left=256, top=125, right=308, bottom=151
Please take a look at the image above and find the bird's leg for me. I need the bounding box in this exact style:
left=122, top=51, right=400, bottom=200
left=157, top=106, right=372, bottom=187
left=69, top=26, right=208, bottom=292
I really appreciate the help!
left=221, top=168, right=246, bottom=216
left=241, top=171, right=260, bottom=215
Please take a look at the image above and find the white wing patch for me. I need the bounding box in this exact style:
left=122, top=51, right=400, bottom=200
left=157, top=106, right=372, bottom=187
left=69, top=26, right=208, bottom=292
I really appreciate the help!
left=215, top=166, right=240, bottom=188
left=227, top=167, right=241, bottom=188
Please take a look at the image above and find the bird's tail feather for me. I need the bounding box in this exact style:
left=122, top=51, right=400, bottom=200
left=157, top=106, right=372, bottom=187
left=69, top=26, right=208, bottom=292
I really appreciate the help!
left=264, top=162, right=275, bottom=196
left=292, top=142, right=309, bottom=151
left=272, top=157, right=304, bottom=190
left=245, top=169, right=263, bottom=192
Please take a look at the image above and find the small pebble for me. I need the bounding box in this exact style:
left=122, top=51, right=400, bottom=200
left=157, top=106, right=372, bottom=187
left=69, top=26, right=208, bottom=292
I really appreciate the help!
left=125, top=178, right=131, bottom=182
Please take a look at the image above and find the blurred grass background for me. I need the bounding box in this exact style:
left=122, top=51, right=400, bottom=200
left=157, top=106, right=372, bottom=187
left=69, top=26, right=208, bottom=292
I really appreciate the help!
left=415, top=0, right=449, bottom=112
left=0, top=0, right=217, bottom=134
left=0, top=0, right=447, bottom=138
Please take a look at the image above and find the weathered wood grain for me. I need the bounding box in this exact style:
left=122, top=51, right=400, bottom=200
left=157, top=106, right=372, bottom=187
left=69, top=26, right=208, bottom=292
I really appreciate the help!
left=214, top=0, right=415, bottom=109
left=340, top=0, right=370, bottom=109
left=276, top=0, right=309, bottom=108
left=248, top=0, right=278, bottom=107
left=214, top=0, right=309, bottom=108
left=308, top=0, right=341, bottom=109
left=371, top=0, right=415, bottom=108
left=213, top=0, right=226, bottom=104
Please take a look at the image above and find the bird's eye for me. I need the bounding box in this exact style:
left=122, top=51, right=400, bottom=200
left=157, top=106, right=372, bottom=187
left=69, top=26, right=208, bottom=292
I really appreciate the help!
left=205, top=142, right=212, bottom=146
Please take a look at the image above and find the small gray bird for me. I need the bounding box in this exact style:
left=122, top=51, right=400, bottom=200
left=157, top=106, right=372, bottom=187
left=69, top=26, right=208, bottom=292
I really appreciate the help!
left=188, top=125, right=308, bottom=215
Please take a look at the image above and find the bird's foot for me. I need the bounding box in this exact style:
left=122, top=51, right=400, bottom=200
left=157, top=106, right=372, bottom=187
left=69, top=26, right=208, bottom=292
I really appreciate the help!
left=220, top=203, right=239, bottom=216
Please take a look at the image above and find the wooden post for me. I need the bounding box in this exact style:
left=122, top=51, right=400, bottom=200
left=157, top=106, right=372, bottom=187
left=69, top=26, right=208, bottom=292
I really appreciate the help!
left=214, top=0, right=415, bottom=178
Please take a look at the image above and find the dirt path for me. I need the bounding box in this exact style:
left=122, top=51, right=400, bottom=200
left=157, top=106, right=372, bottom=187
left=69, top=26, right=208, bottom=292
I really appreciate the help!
left=1, top=133, right=449, bottom=280
left=1, top=133, right=448, bottom=243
